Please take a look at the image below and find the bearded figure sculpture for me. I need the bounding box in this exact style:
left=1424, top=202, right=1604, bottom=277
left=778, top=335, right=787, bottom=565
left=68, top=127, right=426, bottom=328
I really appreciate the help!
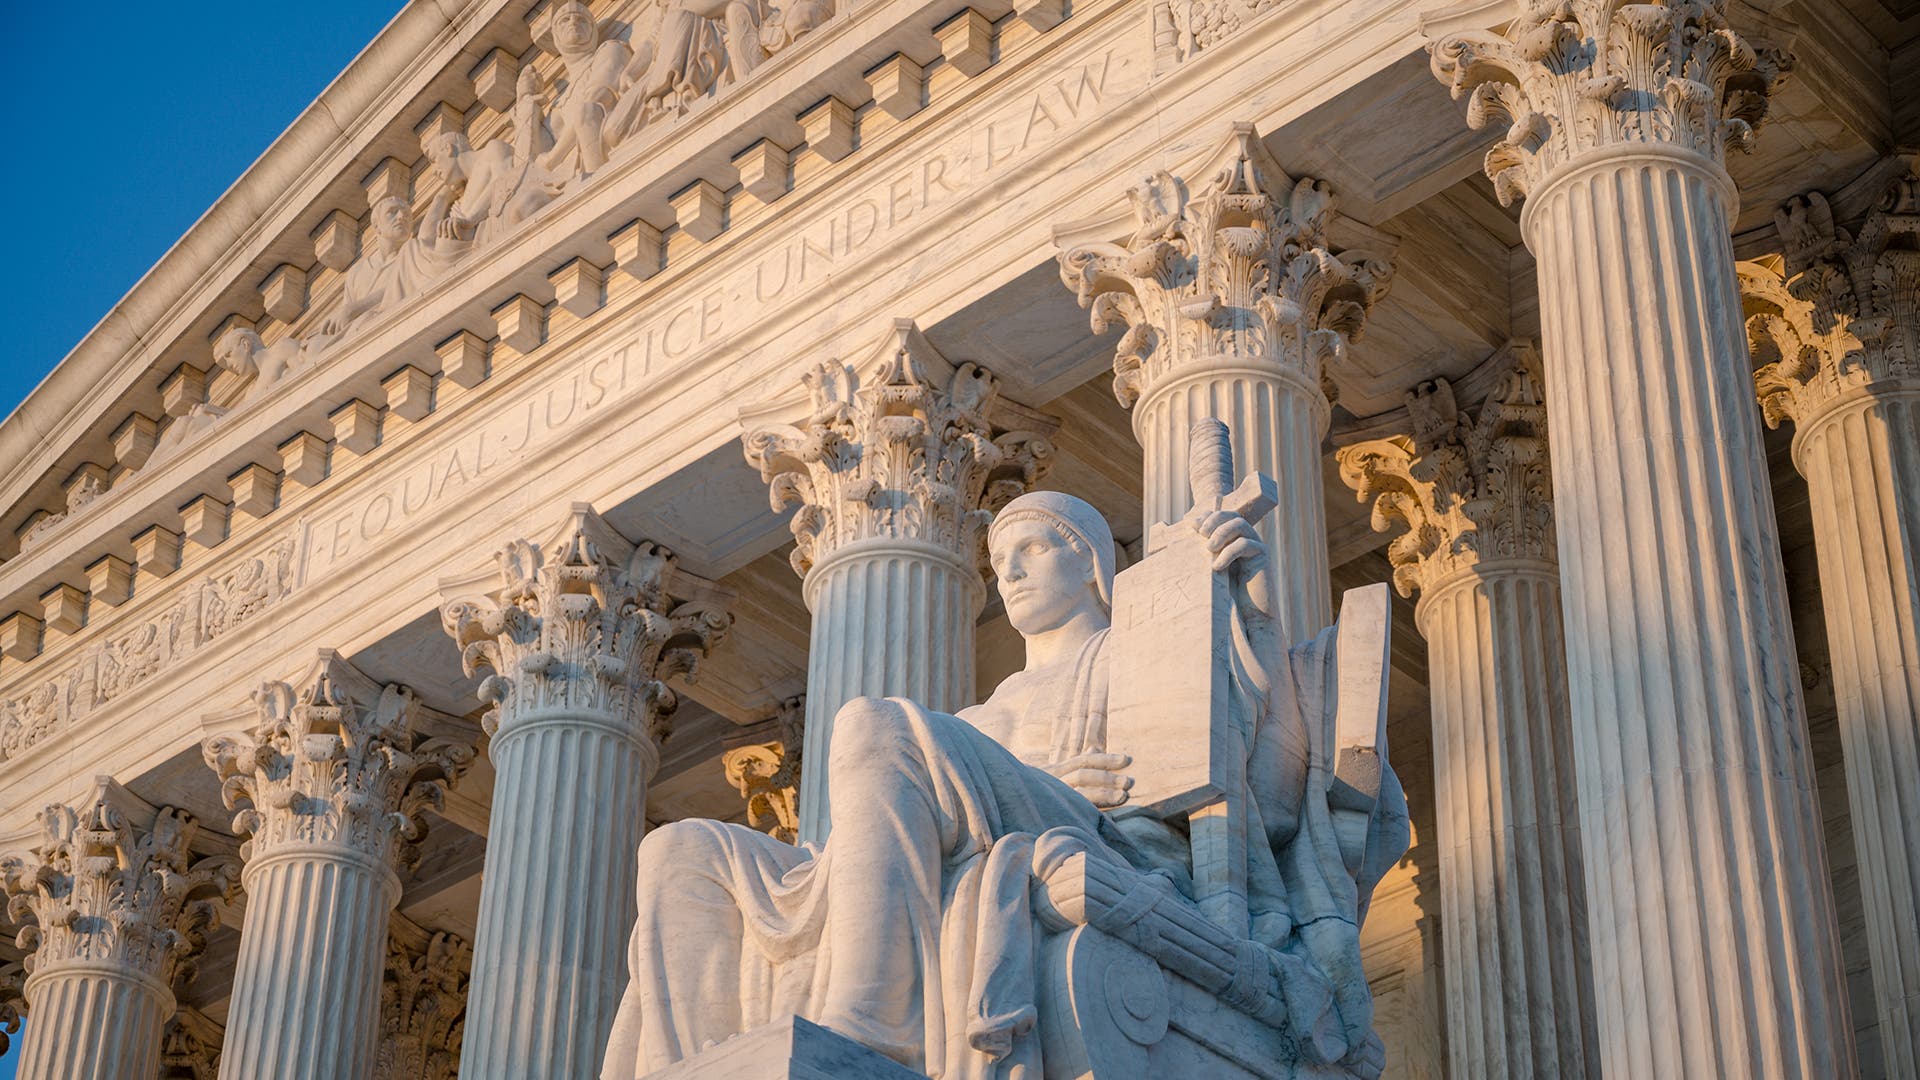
left=602, top=421, right=1409, bottom=1080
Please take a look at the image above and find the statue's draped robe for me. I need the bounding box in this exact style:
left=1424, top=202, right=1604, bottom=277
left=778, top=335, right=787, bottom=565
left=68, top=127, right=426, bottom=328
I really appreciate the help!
left=602, top=623, right=1409, bottom=1079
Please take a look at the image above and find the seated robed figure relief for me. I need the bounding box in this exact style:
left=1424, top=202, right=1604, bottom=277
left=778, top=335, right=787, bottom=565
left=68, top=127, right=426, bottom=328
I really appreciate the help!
left=602, top=426, right=1410, bottom=1080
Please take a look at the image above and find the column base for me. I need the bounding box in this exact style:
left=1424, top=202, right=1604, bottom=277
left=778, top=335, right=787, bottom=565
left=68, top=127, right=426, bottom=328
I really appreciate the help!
left=638, top=1016, right=928, bottom=1080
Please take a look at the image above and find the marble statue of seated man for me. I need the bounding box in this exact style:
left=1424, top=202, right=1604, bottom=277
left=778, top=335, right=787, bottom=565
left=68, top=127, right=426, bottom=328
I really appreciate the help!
left=601, top=489, right=1408, bottom=1080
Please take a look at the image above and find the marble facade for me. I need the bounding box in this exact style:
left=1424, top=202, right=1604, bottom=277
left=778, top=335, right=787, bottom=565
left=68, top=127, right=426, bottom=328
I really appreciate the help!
left=0, top=0, right=1914, bottom=1076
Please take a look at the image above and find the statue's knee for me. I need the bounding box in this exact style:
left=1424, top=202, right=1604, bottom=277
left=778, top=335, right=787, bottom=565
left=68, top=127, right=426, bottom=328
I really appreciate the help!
left=638, top=819, right=718, bottom=877
left=828, top=696, right=906, bottom=780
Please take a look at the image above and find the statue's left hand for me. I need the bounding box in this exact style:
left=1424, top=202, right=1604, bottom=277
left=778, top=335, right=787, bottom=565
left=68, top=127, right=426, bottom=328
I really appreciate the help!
left=1193, top=509, right=1264, bottom=573
left=1046, top=752, right=1134, bottom=808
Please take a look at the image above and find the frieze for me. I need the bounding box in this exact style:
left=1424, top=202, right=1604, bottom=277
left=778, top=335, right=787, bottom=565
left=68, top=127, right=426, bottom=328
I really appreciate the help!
left=0, top=538, right=299, bottom=760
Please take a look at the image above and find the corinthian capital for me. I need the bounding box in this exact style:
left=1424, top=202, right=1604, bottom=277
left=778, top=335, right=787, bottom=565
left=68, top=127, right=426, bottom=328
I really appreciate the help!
left=203, top=652, right=473, bottom=870
left=1426, top=0, right=1792, bottom=205
left=439, top=505, right=733, bottom=742
left=1, top=781, right=238, bottom=991
left=742, top=320, right=1054, bottom=578
left=378, top=916, right=470, bottom=1080
left=1742, top=157, right=1920, bottom=428
left=720, top=696, right=804, bottom=843
left=161, top=1007, right=223, bottom=1080
left=1057, top=123, right=1394, bottom=410
left=1336, top=347, right=1554, bottom=597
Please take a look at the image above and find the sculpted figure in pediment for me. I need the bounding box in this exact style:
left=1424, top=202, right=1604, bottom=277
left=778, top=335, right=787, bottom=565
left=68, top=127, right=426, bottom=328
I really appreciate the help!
left=538, top=0, right=634, bottom=181
left=421, top=94, right=560, bottom=248
left=603, top=428, right=1409, bottom=1079
left=213, top=326, right=321, bottom=401
left=606, top=0, right=832, bottom=143
left=319, top=195, right=466, bottom=339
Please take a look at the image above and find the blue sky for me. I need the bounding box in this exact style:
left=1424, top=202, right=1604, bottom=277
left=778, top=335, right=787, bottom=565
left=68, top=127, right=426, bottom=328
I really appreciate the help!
left=0, top=4, right=407, bottom=1072
left=0, top=1, right=407, bottom=427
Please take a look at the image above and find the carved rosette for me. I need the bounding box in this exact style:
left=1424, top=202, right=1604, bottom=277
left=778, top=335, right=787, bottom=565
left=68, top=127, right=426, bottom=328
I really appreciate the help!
left=440, top=505, right=732, bottom=741
left=743, top=324, right=1053, bottom=578
left=720, top=696, right=805, bottom=843
left=1427, top=0, right=1792, bottom=206
left=378, top=921, right=470, bottom=1080
left=1743, top=161, right=1920, bottom=428
left=202, top=652, right=473, bottom=871
left=159, top=1007, right=223, bottom=1080
left=0, top=790, right=238, bottom=994
left=1058, top=125, right=1393, bottom=413
left=1336, top=349, right=1555, bottom=598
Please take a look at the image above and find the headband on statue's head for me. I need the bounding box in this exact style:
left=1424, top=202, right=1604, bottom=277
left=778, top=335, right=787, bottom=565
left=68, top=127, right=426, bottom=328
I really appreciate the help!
left=988, top=491, right=1117, bottom=612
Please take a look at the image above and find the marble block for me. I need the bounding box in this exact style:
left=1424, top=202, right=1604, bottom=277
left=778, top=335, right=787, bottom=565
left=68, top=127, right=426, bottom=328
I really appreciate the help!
left=642, top=1016, right=929, bottom=1080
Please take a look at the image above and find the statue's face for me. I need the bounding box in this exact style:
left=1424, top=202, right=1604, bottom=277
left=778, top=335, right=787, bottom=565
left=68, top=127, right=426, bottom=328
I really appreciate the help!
left=990, top=517, right=1103, bottom=636
left=554, top=5, right=596, bottom=52
left=373, top=198, right=411, bottom=243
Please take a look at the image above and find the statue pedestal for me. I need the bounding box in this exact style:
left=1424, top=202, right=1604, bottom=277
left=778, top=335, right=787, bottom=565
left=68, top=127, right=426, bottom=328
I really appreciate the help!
left=643, top=1016, right=929, bottom=1080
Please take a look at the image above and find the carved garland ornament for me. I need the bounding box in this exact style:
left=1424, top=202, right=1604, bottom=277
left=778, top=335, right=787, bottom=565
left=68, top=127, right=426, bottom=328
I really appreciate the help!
left=1336, top=349, right=1555, bottom=598
left=1427, top=0, right=1792, bottom=206
left=1058, top=127, right=1393, bottom=410
left=743, top=333, right=1054, bottom=578
left=0, top=538, right=297, bottom=761
left=0, top=792, right=238, bottom=995
left=1743, top=160, right=1920, bottom=428
left=440, top=507, right=732, bottom=742
left=203, top=653, right=473, bottom=870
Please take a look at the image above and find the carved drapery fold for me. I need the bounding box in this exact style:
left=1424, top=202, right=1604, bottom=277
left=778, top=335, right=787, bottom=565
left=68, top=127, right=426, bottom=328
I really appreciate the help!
left=1427, top=0, right=1792, bottom=205
left=378, top=919, right=471, bottom=1080
left=0, top=784, right=238, bottom=1080
left=1336, top=348, right=1554, bottom=598
left=743, top=321, right=1053, bottom=579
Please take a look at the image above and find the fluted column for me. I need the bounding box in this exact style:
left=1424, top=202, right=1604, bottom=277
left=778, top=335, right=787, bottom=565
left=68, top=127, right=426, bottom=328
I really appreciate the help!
left=439, top=506, right=731, bottom=1079
left=1429, top=8, right=1853, bottom=1076
left=1741, top=160, right=1920, bottom=1075
left=1338, top=356, right=1597, bottom=1079
left=0, top=782, right=237, bottom=1080
left=744, top=319, right=1052, bottom=841
left=203, top=651, right=471, bottom=1080
left=1058, top=123, right=1393, bottom=642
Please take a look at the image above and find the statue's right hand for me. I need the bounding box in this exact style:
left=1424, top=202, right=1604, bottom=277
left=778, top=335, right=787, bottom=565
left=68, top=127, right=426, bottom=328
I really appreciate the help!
left=1046, top=752, right=1134, bottom=809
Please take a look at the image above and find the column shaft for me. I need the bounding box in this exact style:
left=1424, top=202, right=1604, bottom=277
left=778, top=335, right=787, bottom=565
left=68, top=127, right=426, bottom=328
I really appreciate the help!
left=460, top=714, right=650, bottom=1079
left=1418, top=565, right=1595, bottom=1080
left=1137, top=365, right=1331, bottom=640
left=1528, top=149, right=1852, bottom=1077
left=1795, top=389, right=1920, bottom=1071
left=220, top=851, right=395, bottom=1080
left=798, top=542, right=981, bottom=841
left=15, top=967, right=170, bottom=1080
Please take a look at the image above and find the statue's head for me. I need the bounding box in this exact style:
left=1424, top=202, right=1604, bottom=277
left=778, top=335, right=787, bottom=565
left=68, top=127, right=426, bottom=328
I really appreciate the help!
left=371, top=196, right=412, bottom=245
left=422, top=131, right=471, bottom=177
left=212, top=325, right=264, bottom=375
left=988, top=491, right=1116, bottom=637
left=551, top=0, right=599, bottom=54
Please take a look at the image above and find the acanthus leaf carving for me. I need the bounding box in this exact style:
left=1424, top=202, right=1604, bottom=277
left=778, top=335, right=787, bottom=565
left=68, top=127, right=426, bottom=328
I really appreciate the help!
left=201, top=651, right=474, bottom=870
left=438, top=505, right=732, bottom=744
left=378, top=918, right=470, bottom=1080
left=159, top=1006, right=224, bottom=1080
left=1058, top=124, right=1392, bottom=412
left=0, top=959, right=21, bottom=1055
left=1741, top=157, right=1920, bottom=429
left=1426, top=0, right=1792, bottom=206
left=742, top=323, right=1055, bottom=578
left=0, top=783, right=239, bottom=992
left=720, top=695, right=805, bottom=843
left=1336, top=345, right=1555, bottom=597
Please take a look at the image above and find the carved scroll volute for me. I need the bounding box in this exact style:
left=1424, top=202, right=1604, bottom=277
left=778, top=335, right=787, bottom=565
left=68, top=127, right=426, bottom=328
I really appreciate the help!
left=1741, top=159, right=1920, bottom=429
left=0, top=782, right=239, bottom=993
left=439, top=504, right=733, bottom=747
left=742, top=322, right=1055, bottom=579
left=201, top=652, right=473, bottom=871
left=1426, top=0, right=1793, bottom=206
left=379, top=918, right=471, bottom=1080
left=1336, top=347, right=1555, bottom=598
left=1058, top=124, right=1393, bottom=411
